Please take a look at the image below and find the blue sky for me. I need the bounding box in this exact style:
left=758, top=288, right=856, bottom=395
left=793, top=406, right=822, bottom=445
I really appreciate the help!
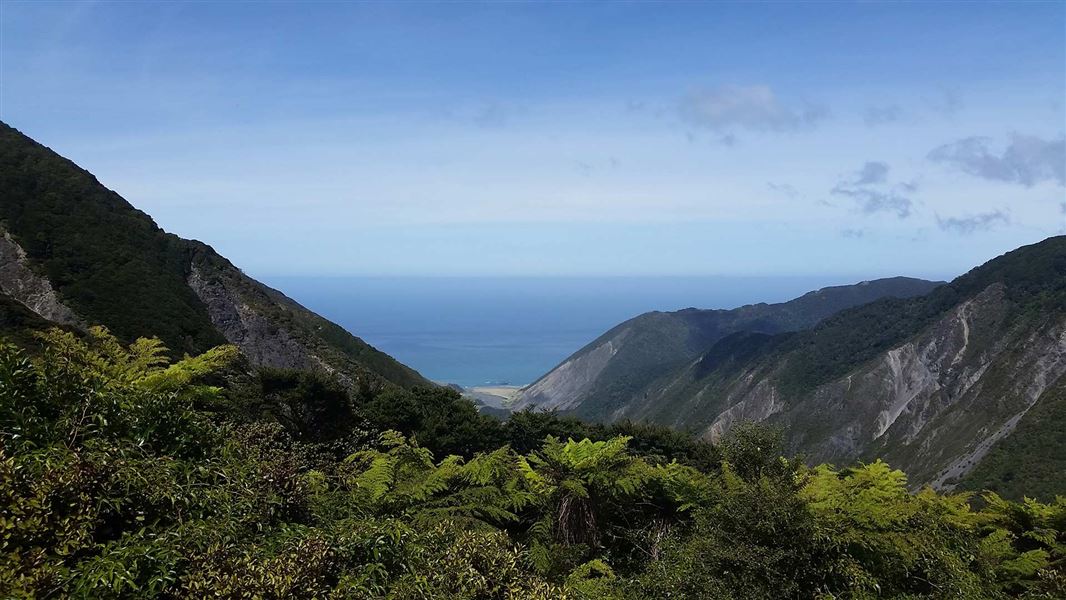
left=2, top=1, right=1064, bottom=279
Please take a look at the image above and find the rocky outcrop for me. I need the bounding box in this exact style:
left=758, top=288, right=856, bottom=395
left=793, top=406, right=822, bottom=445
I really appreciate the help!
left=187, top=264, right=346, bottom=382
left=0, top=230, right=83, bottom=328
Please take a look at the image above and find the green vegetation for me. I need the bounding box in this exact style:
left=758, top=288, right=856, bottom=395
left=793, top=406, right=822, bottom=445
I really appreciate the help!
left=542, top=277, right=942, bottom=423
left=2, top=328, right=1063, bottom=598
left=961, top=377, right=1066, bottom=502
left=777, top=237, right=1066, bottom=395
left=644, top=236, right=1066, bottom=419
left=0, top=122, right=425, bottom=389
left=612, top=236, right=1066, bottom=497
left=0, top=123, right=226, bottom=356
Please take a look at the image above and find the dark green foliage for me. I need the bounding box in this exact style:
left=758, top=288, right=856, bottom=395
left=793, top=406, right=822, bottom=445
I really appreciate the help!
left=503, top=409, right=600, bottom=454
left=0, top=123, right=226, bottom=356
left=356, top=389, right=721, bottom=472
left=717, top=420, right=796, bottom=481
left=360, top=385, right=509, bottom=457
left=961, top=376, right=1066, bottom=502
left=248, top=367, right=360, bottom=442
left=600, top=419, right=721, bottom=472
left=637, top=467, right=830, bottom=599
left=1, top=329, right=1063, bottom=598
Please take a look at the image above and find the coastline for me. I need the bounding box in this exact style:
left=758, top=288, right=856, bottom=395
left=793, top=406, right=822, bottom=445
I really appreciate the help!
left=454, top=384, right=523, bottom=410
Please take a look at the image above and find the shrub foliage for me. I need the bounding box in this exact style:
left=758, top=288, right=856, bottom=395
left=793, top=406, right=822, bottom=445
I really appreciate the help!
left=1, top=328, right=1063, bottom=598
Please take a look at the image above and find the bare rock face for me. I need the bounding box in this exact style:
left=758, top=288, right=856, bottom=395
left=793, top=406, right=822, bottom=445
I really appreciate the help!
left=0, top=230, right=83, bottom=328
left=187, top=264, right=323, bottom=373
left=705, top=378, right=783, bottom=442
left=513, top=329, right=629, bottom=411
left=186, top=259, right=384, bottom=389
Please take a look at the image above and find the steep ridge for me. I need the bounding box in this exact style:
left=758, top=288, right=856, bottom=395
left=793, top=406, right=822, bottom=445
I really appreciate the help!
left=0, top=122, right=426, bottom=389
left=514, top=277, right=942, bottom=418
left=620, top=237, right=1066, bottom=489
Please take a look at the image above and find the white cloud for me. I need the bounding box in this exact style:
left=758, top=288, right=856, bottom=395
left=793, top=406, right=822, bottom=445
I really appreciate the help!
left=831, top=161, right=912, bottom=218
left=928, top=134, right=1065, bottom=187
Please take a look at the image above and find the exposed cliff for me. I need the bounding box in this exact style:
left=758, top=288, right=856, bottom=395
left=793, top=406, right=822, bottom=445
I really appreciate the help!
left=0, top=228, right=82, bottom=328
left=186, top=248, right=425, bottom=388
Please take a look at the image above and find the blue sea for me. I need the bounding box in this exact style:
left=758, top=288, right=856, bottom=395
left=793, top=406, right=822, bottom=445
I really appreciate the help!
left=259, top=276, right=863, bottom=388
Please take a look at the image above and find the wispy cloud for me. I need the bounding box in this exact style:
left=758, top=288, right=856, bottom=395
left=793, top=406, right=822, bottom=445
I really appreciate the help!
left=936, top=210, right=1010, bottom=234
left=679, top=84, right=827, bottom=133
left=864, top=105, right=902, bottom=126
left=831, top=161, right=913, bottom=218
left=928, top=134, right=1065, bottom=187
left=854, top=161, right=889, bottom=185
left=767, top=182, right=798, bottom=198
left=926, top=88, right=964, bottom=116
left=838, top=189, right=913, bottom=218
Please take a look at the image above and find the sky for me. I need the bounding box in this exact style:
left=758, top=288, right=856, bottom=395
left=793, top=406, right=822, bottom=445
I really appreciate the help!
left=1, top=1, right=1064, bottom=280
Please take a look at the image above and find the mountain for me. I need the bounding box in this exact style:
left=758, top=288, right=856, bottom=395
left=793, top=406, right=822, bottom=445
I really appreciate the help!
left=0, top=122, right=426, bottom=389
left=523, top=237, right=1066, bottom=494
left=514, top=276, right=943, bottom=418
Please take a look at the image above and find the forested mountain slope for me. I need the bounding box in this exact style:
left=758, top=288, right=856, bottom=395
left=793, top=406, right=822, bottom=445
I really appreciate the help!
left=604, top=237, right=1066, bottom=491
left=0, top=122, right=426, bottom=389
left=515, top=276, right=942, bottom=417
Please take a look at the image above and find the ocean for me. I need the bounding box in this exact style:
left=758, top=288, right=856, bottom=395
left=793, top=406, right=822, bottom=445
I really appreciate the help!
left=259, top=275, right=863, bottom=388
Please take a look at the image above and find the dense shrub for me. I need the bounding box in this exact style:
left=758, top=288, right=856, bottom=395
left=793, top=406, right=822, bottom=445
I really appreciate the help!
left=1, top=328, right=1063, bottom=598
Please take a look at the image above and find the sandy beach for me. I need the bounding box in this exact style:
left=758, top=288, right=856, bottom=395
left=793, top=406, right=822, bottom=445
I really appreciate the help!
left=464, top=385, right=523, bottom=410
